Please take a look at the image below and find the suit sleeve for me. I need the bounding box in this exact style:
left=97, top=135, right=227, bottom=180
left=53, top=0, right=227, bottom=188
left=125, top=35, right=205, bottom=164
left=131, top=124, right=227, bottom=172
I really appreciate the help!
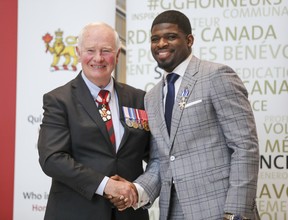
left=37, top=92, right=104, bottom=200
left=134, top=94, right=161, bottom=205
left=210, top=65, right=259, bottom=218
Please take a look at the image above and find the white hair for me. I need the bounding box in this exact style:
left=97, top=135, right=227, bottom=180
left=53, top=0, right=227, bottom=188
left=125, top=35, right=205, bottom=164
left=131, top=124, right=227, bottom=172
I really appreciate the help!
left=77, top=22, right=121, bottom=51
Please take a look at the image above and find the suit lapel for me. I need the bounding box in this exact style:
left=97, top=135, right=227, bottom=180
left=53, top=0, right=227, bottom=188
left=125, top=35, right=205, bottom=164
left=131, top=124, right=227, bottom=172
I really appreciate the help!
left=113, top=81, right=129, bottom=151
left=169, top=56, right=200, bottom=146
left=153, top=78, right=171, bottom=146
left=72, top=73, right=112, bottom=147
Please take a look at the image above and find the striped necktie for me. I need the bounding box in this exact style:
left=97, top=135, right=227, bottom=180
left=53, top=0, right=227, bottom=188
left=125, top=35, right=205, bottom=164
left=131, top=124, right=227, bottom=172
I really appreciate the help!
left=96, top=90, right=116, bottom=148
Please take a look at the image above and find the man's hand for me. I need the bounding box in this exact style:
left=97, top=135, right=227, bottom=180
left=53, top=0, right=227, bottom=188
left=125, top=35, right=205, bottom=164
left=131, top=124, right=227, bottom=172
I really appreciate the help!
left=104, top=175, right=138, bottom=211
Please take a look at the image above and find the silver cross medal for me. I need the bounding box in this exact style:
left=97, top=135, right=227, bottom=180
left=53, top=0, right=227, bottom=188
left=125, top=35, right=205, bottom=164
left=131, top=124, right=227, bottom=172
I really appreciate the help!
left=179, top=87, right=189, bottom=110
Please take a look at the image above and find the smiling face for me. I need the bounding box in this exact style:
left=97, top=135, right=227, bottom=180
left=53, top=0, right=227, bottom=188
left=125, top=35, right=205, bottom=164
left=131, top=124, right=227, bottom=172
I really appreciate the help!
left=76, top=24, right=120, bottom=88
left=150, top=23, right=193, bottom=73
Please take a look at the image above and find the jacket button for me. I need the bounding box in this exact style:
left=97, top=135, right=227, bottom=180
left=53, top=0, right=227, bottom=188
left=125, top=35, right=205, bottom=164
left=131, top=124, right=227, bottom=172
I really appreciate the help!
left=170, top=156, right=175, bottom=161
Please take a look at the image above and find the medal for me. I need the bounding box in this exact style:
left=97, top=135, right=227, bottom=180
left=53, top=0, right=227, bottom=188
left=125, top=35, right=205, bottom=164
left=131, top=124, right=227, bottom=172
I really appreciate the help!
left=122, top=106, right=149, bottom=131
left=96, top=92, right=112, bottom=122
left=142, top=121, right=150, bottom=131
left=179, top=87, right=189, bottom=110
left=129, top=108, right=138, bottom=129
left=139, top=109, right=149, bottom=131
left=99, top=105, right=112, bottom=122
left=178, top=98, right=186, bottom=110
left=125, top=118, right=133, bottom=127
left=122, top=106, right=133, bottom=127
left=135, top=109, right=143, bottom=129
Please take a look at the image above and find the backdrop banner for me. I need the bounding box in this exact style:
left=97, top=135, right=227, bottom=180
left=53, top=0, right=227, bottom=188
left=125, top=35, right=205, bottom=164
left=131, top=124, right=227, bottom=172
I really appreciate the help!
left=13, top=0, right=115, bottom=219
left=126, top=1, right=288, bottom=219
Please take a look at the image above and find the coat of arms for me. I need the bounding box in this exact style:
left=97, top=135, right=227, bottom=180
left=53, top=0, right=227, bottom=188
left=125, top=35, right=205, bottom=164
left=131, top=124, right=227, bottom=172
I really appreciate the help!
left=42, top=29, right=78, bottom=71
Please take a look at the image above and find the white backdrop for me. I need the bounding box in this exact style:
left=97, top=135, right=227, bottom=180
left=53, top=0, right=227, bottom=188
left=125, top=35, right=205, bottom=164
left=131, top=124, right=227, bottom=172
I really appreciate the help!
left=126, top=1, right=288, bottom=219
left=13, top=1, right=288, bottom=219
left=13, top=0, right=115, bottom=219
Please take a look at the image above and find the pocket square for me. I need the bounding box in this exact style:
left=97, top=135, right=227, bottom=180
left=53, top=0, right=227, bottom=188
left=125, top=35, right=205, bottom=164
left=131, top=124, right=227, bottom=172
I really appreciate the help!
left=184, top=99, right=202, bottom=108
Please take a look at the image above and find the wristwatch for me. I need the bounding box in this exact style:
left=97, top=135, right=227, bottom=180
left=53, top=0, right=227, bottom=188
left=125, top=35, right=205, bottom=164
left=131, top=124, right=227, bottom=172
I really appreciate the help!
left=224, top=213, right=249, bottom=220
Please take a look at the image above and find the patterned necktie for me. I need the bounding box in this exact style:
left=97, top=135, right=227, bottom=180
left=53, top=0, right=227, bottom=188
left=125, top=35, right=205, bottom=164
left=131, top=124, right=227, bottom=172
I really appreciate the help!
left=96, top=90, right=116, bottom=148
left=165, top=73, right=179, bottom=135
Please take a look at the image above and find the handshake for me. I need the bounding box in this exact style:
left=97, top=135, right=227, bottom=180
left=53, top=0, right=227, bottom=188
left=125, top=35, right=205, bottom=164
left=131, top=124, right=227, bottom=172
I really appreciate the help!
left=103, top=175, right=139, bottom=211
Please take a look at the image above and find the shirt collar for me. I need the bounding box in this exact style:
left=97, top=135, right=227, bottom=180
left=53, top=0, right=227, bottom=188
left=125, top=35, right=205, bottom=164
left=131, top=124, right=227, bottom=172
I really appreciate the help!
left=164, top=53, right=193, bottom=80
left=81, top=71, right=114, bottom=100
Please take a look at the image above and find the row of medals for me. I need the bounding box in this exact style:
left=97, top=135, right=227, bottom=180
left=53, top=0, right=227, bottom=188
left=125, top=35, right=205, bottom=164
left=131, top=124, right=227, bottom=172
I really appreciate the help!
left=101, top=104, right=149, bottom=131
left=125, top=118, right=150, bottom=131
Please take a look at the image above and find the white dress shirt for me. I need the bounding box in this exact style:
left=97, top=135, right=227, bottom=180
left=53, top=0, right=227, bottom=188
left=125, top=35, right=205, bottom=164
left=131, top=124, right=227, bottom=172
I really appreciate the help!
left=163, top=53, right=193, bottom=111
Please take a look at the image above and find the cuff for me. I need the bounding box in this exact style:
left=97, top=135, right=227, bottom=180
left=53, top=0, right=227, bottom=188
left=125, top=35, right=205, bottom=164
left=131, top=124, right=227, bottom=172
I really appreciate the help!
left=95, top=176, right=109, bottom=196
left=132, top=183, right=150, bottom=209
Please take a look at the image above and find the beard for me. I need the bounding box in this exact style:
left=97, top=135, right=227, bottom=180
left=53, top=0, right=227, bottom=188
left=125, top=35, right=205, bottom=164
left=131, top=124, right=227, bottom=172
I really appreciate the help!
left=152, top=49, right=176, bottom=72
left=155, top=59, right=174, bottom=72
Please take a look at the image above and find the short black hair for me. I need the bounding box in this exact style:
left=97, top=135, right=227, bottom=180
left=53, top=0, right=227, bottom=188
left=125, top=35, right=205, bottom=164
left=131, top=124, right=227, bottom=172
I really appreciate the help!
left=151, top=10, right=192, bottom=35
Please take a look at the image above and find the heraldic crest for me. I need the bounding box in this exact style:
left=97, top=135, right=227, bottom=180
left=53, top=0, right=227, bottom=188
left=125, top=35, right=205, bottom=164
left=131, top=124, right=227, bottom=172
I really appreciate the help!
left=42, top=29, right=78, bottom=71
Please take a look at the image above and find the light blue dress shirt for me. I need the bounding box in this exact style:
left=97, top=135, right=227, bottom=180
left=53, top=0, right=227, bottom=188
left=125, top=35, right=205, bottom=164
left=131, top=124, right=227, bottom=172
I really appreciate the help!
left=81, top=72, right=124, bottom=196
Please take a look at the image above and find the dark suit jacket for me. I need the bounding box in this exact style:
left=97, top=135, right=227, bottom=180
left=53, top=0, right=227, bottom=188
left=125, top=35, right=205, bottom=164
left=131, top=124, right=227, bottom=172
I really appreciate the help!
left=38, top=73, right=150, bottom=220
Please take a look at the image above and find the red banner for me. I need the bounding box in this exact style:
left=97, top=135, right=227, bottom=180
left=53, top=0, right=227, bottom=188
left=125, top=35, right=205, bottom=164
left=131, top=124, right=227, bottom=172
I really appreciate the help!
left=0, top=0, right=17, bottom=219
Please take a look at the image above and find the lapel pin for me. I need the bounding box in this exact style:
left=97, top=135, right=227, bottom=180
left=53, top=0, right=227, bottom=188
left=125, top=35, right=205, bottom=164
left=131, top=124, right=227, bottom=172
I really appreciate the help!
left=179, top=87, right=189, bottom=110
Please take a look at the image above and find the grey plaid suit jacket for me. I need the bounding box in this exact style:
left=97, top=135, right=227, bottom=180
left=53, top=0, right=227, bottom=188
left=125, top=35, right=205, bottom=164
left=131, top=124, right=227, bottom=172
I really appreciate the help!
left=136, top=56, right=259, bottom=220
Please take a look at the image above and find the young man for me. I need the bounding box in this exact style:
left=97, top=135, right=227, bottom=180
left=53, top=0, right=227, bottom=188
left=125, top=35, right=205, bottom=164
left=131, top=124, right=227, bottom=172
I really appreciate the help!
left=132, top=10, right=259, bottom=220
